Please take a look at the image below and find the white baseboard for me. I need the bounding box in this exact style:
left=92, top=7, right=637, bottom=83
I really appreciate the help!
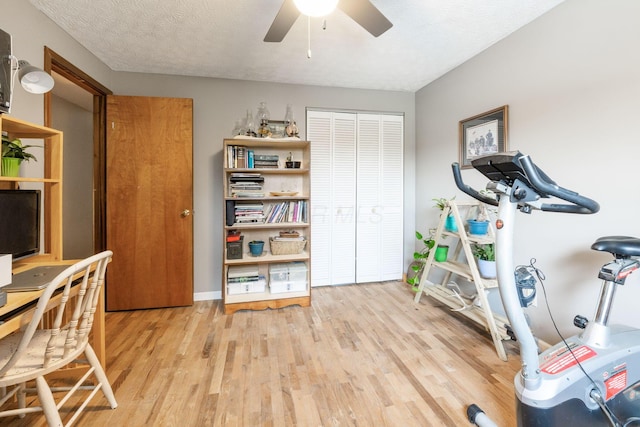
left=194, top=291, right=221, bottom=301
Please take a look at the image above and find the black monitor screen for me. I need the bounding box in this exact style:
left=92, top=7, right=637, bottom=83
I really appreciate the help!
left=0, top=190, right=40, bottom=259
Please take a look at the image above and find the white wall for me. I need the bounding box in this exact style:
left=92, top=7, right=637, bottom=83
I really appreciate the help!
left=415, top=0, right=640, bottom=343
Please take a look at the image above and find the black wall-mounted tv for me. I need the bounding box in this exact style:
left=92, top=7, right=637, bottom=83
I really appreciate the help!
left=0, top=190, right=40, bottom=260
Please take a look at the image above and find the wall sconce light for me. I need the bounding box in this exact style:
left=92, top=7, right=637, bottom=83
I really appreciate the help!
left=16, top=60, right=54, bottom=94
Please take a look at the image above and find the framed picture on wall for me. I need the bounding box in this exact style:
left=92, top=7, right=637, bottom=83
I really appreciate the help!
left=459, top=105, right=508, bottom=169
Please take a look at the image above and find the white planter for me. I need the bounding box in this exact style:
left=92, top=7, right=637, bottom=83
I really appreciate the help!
left=477, top=258, right=496, bottom=279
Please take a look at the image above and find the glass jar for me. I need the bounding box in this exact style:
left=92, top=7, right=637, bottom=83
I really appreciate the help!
left=245, top=109, right=256, bottom=137
left=257, top=102, right=271, bottom=138
left=231, top=119, right=243, bottom=136
left=284, top=104, right=294, bottom=126
left=257, top=102, right=270, bottom=125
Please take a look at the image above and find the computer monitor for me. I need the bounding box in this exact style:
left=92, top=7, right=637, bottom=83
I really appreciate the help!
left=0, top=190, right=41, bottom=260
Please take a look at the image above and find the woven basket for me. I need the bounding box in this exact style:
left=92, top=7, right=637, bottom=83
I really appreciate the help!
left=269, top=237, right=307, bottom=255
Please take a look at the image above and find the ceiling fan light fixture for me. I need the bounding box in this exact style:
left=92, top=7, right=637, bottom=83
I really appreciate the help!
left=293, top=0, right=338, bottom=17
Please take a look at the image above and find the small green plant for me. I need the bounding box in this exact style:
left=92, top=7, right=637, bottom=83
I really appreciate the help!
left=432, top=196, right=455, bottom=211
left=407, top=229, right=436, bottom=290
left=1, top=135, right=39, bottom=162
left=471, top=243, right=495, bottom=261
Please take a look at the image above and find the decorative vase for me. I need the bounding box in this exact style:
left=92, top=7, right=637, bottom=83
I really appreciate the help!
left=284, top=104, right=294, bottom=126
left=248, top=240, right=264, bottom=256
left=434, top=245, right=449, bottom=262
left=467, top=219, right=489, bottom=235
left=257, top=102, right=271, bottom=138
left=445, top=214, right=458, bottom=232
left=477, top=258, right=497, bottom=279
left=244, top=109, right=256, bottom=137
left=1, top=157, right=21, bottom=177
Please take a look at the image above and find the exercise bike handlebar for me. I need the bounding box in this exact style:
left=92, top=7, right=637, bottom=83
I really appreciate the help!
left=451, top=162, right=499, bottom=207
left=517, top=155, right=599, bottom=214
left=451, top=154, right=599, bottom=215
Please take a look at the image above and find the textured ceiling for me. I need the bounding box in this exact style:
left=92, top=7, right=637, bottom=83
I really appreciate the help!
left=31, top=0, right=564, bottom=92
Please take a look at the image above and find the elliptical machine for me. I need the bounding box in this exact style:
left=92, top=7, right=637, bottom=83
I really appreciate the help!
left=453, top=151, right=640, bottom=426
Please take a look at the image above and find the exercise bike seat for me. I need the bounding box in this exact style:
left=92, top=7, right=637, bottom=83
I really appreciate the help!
left=591, top=235, right=640, bottom=258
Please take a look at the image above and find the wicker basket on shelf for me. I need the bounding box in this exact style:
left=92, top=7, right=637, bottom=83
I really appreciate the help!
left=269, top=237, right=307, bottom=255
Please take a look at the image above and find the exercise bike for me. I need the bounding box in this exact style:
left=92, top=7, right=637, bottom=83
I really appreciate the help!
left=451, top=151, right=640, bottom=426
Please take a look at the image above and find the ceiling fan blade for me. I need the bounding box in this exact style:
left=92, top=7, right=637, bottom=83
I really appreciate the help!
left=264, top=0, right=301, bottom=42
left=337, top=0, right=393, bottom=37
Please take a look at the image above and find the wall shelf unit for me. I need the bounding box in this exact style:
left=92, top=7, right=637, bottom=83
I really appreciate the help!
left=222, top=138, right=311, bottom=314
left=413, top=201, right=511, bottom=361
left=1, top=115, right=63, bottom=264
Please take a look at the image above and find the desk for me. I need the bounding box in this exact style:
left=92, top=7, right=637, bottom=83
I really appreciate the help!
left=0, top=261, right=106, bottom=368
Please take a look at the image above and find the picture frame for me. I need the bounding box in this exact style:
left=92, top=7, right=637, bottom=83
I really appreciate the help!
left=268, top=120, right=286, bottom=138
left=459, top=105, right=508, bottom=169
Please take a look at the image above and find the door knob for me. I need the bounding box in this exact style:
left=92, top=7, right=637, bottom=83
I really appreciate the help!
left=181, top=209, right=191, bottom=218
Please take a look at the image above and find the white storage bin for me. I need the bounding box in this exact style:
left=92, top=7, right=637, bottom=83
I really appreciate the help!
left=227, top=278, right=266, bottom=295
left=269, top=262, right=308, bottom=293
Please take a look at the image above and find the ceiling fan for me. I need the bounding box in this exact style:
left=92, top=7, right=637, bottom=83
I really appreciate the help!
left=264, top=0, right=393, bottom=43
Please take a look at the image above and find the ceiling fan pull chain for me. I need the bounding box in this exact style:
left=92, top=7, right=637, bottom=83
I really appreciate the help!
left=307, top=15, right=312, bottom=58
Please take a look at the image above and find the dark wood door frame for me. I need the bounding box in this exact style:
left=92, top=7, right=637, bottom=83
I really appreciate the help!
left=43, top=47, right=113, bottom=253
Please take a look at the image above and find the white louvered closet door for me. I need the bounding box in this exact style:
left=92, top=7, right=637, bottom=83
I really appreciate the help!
left=308, top=111, right=357, bottom=286
left=308, top=110, right=403, bottom=286
left=355, top=114, right=404, bottom=283
left=380, top=115, right=404, bottom=281
left=355, top=114, right=382, bottom=283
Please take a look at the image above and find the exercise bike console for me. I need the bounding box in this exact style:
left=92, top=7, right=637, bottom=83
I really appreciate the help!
left=455, top=151, right=640, bottom=427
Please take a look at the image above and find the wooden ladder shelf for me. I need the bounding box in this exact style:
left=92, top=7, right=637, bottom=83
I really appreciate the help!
left=413, top=200, right=511, bottom=361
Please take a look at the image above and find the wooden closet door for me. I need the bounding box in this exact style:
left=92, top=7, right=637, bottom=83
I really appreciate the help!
left=106, top=95, right=193, bottom=310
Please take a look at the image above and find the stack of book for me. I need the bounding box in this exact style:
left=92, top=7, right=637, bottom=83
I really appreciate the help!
left=254, top=153, right=279, bottom=168
left=227, top=265, right=266, bottom=295
left=229, top=173, right=264, bottom=198
left=234, top=202, right=265, bottom=223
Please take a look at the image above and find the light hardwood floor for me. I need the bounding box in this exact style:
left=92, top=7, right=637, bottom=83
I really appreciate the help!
left=3, top=281, right=522, bottom=426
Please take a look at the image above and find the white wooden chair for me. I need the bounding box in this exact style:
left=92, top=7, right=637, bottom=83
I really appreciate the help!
left=0, top=250, right=117, bottom=426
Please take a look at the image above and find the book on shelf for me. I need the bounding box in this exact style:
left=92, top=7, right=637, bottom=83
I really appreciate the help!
left=263, top=200, right=308, bottom=223
left=247, top=150, right=254, bottom=168
left=254, top=154, right=279, bottom=161
left=229, top=173, right=265, bottom=198
left=254, top=162, right=279, bottom=169
left=227, top=145, right=254, bottom=168
left=234, top=202, right=265, bottom=223
left=230, top=173, right=264, bottom=181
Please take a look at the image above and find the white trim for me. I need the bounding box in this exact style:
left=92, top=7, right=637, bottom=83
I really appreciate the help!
left=194, top=291, right=221, bottom=301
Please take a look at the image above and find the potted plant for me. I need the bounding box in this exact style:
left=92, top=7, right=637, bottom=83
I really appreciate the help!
left=472, top=243, right=496, bottom=279
left=407, top=230, right=435, bottom=290
left=407, top=229, right=449, bottom=290
left=1, top=135, right=39, bottom=177
left=467, top=190, right=497, bottom=235
left=433, top=196, right=457, bottom=232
